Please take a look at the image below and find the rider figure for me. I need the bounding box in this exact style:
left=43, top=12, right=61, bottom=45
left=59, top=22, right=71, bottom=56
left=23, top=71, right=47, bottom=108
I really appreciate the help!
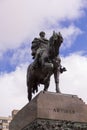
left=31, top=31, right=66, bottom=72
left=31, top=31, right=49, bottom=68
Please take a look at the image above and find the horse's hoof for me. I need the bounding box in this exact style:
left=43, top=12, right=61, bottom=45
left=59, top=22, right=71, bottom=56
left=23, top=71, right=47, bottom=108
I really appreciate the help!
left=43, top=89, right=48, bottom=92
left=56, top=90, right=61, bottom=93
left=43, top=91, right=45, bottom=93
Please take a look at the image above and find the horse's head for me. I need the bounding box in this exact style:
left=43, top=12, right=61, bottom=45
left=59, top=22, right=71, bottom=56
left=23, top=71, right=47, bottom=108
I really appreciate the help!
left=53, top=31, right=63, bottom=44
left=57, top=32, right=63, bottom=43
left=48, top=31, right=63, bottom=57
left=49, top=31, right=63, bottom=47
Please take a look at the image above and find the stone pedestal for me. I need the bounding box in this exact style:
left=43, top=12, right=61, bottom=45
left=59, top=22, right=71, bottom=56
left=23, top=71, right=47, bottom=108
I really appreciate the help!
left=9, top=91, right=87, bottom=130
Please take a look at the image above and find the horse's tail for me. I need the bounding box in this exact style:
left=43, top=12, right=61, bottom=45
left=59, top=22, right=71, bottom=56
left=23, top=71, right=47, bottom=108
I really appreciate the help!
left=27, top=84, right=32, bottom=101
left=26, top=64, right=30, bottom=87
left=27, top=63, right=39, bottom=101
left=26, top=64, right=33, bottom=101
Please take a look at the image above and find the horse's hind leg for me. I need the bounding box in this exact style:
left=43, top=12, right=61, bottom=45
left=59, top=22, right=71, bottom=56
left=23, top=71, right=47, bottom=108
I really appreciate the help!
left=27, top=86, right=32, bottom=101
left=44, top=79, right=50, bottom=92
left=54, top=69, right=60, bottom=93
left=28, top=83, right=32, bottom=101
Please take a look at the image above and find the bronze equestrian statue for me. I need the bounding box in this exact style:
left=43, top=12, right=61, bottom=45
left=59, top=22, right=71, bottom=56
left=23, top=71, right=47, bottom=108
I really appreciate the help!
left=27, top=31, right=66, bottom=101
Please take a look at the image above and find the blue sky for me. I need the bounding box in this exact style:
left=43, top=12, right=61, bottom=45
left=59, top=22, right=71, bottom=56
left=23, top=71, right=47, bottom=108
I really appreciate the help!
left=0, top=0, right=87, bottom=116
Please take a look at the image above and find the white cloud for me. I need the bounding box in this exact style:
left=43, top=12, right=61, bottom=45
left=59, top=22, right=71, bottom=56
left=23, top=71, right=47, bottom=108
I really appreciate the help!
left=0, top=0, right=86, bottom=52
left=61, top=24, right=82, bottom=48
left=0, top=52, right=87, bottom=116
left=0, top=64, right=28, bottom=116
left=10, top=46, right=32, bottom=66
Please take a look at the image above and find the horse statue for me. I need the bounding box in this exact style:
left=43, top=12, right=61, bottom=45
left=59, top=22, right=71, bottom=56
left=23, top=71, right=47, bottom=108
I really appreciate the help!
left=27, top=31, right=66, bottom=101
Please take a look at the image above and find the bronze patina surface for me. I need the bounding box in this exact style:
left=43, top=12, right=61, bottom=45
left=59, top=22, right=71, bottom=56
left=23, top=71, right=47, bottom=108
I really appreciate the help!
left=27, top=31, right=66, bottom=101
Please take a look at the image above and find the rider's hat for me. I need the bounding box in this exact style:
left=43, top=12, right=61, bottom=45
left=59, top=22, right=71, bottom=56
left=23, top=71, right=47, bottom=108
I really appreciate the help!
left=39, top=31, right=45, bottom=36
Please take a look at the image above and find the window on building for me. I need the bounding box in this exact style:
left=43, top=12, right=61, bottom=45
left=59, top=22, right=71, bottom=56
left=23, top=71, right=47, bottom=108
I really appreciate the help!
left=0, top=125, right=2, bottom=129
left=2, top=120, right=8, bottom=123
left=6, top=125, right=9, bottom=129
left=0, top=120, right=2, bottom=123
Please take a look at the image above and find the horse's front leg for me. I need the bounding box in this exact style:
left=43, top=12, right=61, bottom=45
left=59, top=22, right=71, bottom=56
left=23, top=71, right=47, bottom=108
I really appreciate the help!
left=54, top=68, right=60, bottom=93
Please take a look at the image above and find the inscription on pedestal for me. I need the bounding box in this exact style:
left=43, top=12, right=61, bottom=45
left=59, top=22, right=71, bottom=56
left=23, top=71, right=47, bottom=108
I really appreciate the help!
left=53, top=108, right=75, bottom=114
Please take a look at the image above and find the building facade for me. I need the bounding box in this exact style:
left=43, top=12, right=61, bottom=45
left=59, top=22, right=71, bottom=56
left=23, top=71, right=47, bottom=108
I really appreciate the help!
left=0, top=116, right=12, bottom=130
left=0, top=110, right=19, bottom=130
